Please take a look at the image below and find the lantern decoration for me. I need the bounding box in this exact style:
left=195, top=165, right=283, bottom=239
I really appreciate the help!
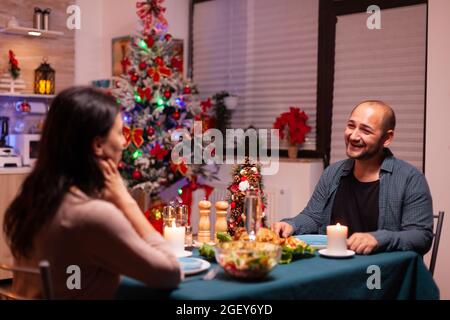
left=34, top=59, right=55, bottom=95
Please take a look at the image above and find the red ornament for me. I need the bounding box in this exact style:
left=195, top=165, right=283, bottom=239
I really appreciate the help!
left=183, top=86, right=191, bottom=94
left=146, top=36, right=155, bottom=48
left=240, top=177, right=247, bottom=182
left=139, top=61, right=147, bottom=70
left=147, top=126, right=155, bottom=136
left=155, top=56, right=164, bottom=67
left=118, top=161, right=126, bottom=170
left=165, top=34, right=172, bottom=41
left=231, top=202, right=236, bottom=209
left=132, top=170, right=142, bottom=180
left=172, top=111, right=180, bottom=120
left=131, top=74, right=139, bottom=83
left=16, top=101, right=31, bottom=113
left=164, top=90, right=171, bottom=99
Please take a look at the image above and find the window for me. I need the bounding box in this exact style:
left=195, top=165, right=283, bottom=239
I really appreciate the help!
left=330, top=3, right=427, bottom=171
left=192, top=0, right=319, bottom=152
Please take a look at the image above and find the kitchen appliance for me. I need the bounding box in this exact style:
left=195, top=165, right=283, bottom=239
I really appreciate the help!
left=0, top=116, right=22, bottom=167
left=9, top=134, right=40, bottom=166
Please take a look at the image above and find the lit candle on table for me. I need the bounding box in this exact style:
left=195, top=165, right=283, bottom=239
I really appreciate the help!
left=326, top=223, right=348, bottom=254
left=164, top=219, right=185, bottom=256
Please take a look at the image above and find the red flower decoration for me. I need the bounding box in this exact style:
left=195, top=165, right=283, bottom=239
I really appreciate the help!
left=200, top=98, right=212, bottom=112
left=150, top=143, right=169, bottom=160
left=273, top=107, right=311, bottom=145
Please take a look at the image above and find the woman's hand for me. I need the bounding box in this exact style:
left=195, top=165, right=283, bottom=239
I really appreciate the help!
left=99, top=159, right=135, bottom=210
left=99, top=159, right=156, bottom=239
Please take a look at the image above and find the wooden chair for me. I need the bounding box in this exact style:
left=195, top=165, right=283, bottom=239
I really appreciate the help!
left=0, top=261, right=54, bottom=300
left=429, top=211, right=445, bottom=276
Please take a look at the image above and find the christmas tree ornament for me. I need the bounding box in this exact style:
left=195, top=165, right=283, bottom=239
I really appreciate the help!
left=183, top=86, right=191, bottom=94
left=172, top=110, right=180, bottom=120
left=146, top=126, right=155, bottom=136
left=132, top=169, right=142, bottom=180
left=146, top=36, right=154, bottom=48
left=163, top=90, right=171, bottom=99
left=139, top=61, right=147, bottom=70
left=118, top=161, right=126, bottom=170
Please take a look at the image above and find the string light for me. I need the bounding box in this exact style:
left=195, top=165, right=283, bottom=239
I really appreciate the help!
left=138, top=39, right=148, bottom=50
left=135, top=94, right=142, bottom=103
left=178, top=188, right=183, bottom=195
left=132, top=149, right=143, bottom=159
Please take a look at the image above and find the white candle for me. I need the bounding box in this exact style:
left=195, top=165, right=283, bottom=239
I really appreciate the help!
left=164, top=220, right=185, bottom=255
left=326, top=223, right=348, bottom=254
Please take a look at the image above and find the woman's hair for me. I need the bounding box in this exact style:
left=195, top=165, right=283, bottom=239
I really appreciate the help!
left=3, top=86, right=120, bottom=258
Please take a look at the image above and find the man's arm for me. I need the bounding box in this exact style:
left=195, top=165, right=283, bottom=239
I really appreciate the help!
left=281, top=166, right=333, bottom=235
left=370, top=173, right=434, bottom=255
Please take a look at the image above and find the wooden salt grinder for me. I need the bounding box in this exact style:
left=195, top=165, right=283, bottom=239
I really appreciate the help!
left=215, top=201, right=229, bottom=242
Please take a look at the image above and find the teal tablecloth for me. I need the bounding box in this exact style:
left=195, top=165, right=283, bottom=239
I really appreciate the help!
left=116, top=250, right=439, bottom=300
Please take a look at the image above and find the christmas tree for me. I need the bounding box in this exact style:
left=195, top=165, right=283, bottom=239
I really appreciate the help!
left=227, top=157, right=267, bottom=235
left=113, top=0, right=215, bottom=201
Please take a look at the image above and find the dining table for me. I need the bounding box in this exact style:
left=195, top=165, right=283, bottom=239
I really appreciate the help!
left=116, top=249, right=439, bottom=300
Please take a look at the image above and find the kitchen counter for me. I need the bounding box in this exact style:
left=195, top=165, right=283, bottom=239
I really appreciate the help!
left=0, top=167, right=32, bottom=175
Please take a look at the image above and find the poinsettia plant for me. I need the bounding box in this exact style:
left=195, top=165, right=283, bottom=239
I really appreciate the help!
left=8, top=50, right=20, bottom=80
left=273, top=107, right=311, bottom=146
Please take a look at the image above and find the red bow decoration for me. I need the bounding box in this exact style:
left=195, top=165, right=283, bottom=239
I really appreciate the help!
left=123, top=126, right=144, bottom=148
left=180, top=176, right=214, bottom=225
left=150, top=143, right=169, bottom=160
left=136, top=0, right=168, bottom=33
left=137, top=87, right=152, bottom=102
left=147, top=61, right=172, bottom=83
left=170, top=159, right=188, bottom=176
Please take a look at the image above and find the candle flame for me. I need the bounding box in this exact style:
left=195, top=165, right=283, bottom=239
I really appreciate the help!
left=171, top=219, right=176, bottom=228
left=336, top=223, right=341, bottom=227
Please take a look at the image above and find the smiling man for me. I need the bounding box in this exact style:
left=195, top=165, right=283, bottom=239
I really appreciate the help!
left=272, top=100, right=434, bottom=255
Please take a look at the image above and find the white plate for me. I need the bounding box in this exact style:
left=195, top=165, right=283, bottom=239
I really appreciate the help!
left=179, top=258, right=211, bottom=276
left=176, top=250, right=193, bottom=258
left=318, top=249, right=355, bottom=258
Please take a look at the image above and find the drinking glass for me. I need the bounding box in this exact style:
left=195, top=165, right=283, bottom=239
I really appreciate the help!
left=244, top=190, right=263, bottom=240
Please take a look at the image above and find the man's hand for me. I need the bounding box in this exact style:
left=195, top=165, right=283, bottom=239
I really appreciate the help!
left=347, top=233, right=378, bottom=255
left=271, top=222, right=294, bottom=238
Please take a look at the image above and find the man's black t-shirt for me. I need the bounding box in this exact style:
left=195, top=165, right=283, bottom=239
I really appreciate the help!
left=330, top=171, right=380, bottom=236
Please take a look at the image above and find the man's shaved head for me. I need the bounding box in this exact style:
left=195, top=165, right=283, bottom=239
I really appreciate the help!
left=351, top=100, right=396, bottom=133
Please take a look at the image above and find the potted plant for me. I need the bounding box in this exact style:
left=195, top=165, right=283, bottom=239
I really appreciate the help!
left=273, top=107, right=311, bottom=159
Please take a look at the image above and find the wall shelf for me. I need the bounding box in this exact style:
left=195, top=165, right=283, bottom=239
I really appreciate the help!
left=0, top=92, right=55, bottom=99
left=0, top=26, right=64, bottom=38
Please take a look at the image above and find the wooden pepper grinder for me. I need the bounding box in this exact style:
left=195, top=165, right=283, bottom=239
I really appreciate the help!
left=215, top=201, right=229, bottom=242
left=197, top=199, right=211, bottom=244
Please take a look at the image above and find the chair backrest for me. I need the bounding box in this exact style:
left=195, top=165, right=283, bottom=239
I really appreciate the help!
left=0, top=260, right=54, bottom=300
left=429, top=211, right=445, bottom=276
